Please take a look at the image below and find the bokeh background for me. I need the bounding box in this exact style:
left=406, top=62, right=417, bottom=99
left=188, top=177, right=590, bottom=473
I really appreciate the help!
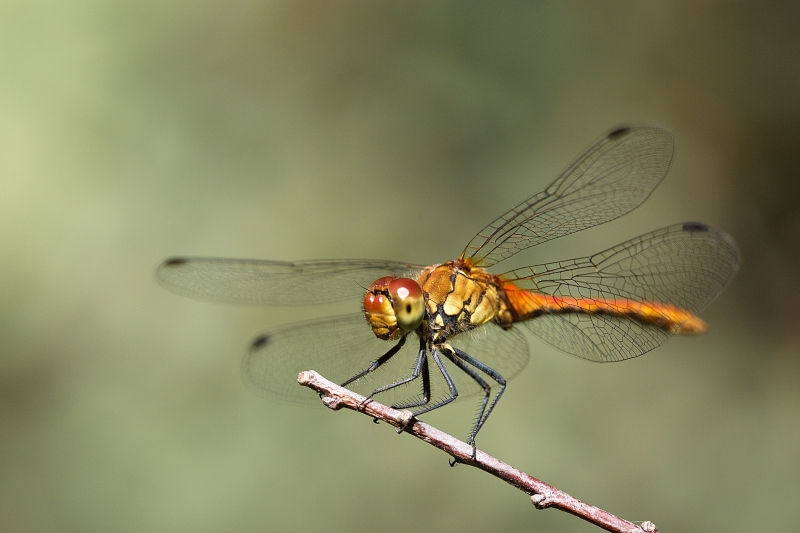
left=2, top=2, right=799, bottom=532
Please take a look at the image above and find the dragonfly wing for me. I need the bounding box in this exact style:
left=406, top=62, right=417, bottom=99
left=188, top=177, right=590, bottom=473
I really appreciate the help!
left=521, top=314, right=672, bottom=363
left=462, top=124, right=674, bottom=267
left=243, top=313, right=401, bottom=405
left=503, top=223, right=740, bottom=362
left=156, top=258, right=424, bottom=305
left=243, top=314, right=531, bottom=408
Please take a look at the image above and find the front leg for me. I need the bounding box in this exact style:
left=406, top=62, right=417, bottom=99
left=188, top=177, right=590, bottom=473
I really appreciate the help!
left=341, top=335, right=407, bottom=387
left=407, top=346, right=459, bottom=417
left=363, top=336, right=427, bottom=400
left=391, top=341, right=432, bottom=409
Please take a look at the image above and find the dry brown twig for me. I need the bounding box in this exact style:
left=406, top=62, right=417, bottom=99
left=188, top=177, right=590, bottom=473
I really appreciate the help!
left=297, top=370, right=659, bottom=533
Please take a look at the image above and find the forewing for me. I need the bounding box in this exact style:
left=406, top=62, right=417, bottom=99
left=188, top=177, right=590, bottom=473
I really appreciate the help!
left=462, top=124, right=674, bottom=267
left=156, top=258, right=423, bottom=305
left=242, top=314, right=530, bottom=408
left=503, top=223, right=740, bottom=362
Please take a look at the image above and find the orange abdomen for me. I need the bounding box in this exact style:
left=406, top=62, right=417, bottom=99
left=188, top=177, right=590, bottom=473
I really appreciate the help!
left=501, top=282, right=706, bottom=334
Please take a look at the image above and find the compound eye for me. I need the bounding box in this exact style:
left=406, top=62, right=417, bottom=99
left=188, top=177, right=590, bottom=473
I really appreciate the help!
left=388, top=278, right=424, bottom=332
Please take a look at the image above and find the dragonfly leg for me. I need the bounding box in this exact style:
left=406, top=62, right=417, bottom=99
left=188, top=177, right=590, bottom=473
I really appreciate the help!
left=437, top=345, right=492, bottom=458
left=391, top=345, right=432, bottom=409
left=365, top=337, right=428, bottom=400
left=450, top=346, right=507, bottom=448
left=405, top=347, right=461, bottom=461
left=341, top=335, right=407, bottom=388
left=407, top=346, right=459, bottom=417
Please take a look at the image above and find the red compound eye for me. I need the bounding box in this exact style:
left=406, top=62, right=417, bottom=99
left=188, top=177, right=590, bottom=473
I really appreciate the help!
left=363, top=291, right=388, bottom=315
left=367, top=276, right=393, bottom=292
left=387, top=278, right=424, bottom=331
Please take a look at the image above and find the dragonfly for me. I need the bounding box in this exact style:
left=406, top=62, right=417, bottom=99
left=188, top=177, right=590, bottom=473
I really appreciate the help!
left=157, top=123, right=739, bottom=448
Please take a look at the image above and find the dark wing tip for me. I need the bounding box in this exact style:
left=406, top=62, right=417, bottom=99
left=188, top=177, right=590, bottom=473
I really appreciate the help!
left=250, top=334, right=270, bottom=352
left=682, top=222, right=710, bottom=233
left=161, top=258, right=189, bottom=267
left=607, top=126, right=632, bottom=140
left=680, top=221, right=742, bottom=274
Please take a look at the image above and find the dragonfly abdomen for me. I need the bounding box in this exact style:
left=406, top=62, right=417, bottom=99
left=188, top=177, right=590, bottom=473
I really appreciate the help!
left=501, top=283, right=707, bottom=334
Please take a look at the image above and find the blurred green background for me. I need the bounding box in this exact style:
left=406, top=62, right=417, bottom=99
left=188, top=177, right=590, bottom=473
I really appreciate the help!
left=2, top=2, right=799, bottom=532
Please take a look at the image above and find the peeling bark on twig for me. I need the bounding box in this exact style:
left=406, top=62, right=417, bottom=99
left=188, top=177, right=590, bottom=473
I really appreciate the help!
left=297, top=370, right=658, bottom=533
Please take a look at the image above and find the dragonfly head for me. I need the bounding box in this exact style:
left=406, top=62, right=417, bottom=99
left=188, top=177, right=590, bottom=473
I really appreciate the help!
left=363, top=276, right=425, bottom=340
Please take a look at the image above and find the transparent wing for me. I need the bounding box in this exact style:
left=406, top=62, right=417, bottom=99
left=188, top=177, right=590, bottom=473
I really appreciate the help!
left=242, top=314, right=393, bottom=405
left=155, top=258, right=423, bottom=305
left=502, top=223, right=740, bottom=362
left=242, top=314, right=530, bottom=407
left=462, top=124, right=674, bottom=267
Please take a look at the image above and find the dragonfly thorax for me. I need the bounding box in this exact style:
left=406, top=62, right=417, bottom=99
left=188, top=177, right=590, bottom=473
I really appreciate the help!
left=417, top=260, right=506, bottom=342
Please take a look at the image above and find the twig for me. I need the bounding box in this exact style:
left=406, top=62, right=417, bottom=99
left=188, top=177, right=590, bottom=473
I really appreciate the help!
left=297, top=370, right=659, bottom=533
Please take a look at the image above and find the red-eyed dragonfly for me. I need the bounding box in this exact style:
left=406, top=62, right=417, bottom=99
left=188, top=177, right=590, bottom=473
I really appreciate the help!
left=157, top=124, right=739, bottom=447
